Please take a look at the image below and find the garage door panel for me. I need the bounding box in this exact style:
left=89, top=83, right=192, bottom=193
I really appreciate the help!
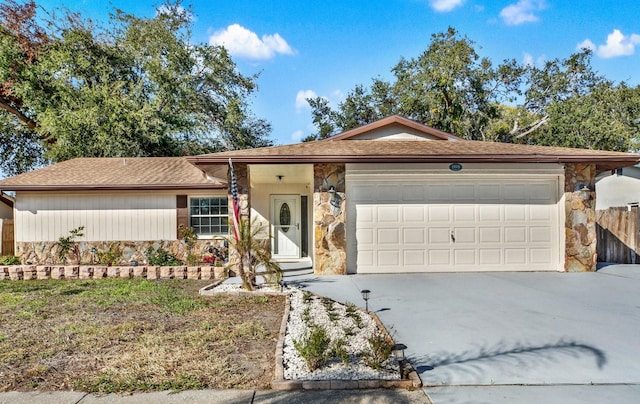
left=358, top=250, right=374, bottom=266
left=505, top=249, right=527, bottom=264
left=479, top=227, right=501, bottom=243
left=505, top=227, right=527, bottom=243
left=404, top=250, right=426, bottom=265
left=429, top=227, right=451, bottom=244
left=428, top=206, right=450, bottom=222
left=378, top=250, right=400, bottom=266
left=403, top=228, right=425, bottom=243
left=479, top=249, right=501, bottom=264
left=356, top=228, right=374, bottom=244
left=429, top=250, right=451, bottom=265
left=530, top=205, right=552, bottom=221
left=505, top=205, right=526, bottom=221
left=378, top=228, right=400, bottom=244
left=378, top=206, right=399, bottom=222
left=530, top=248, right=553, bottom=263
left=454, top=249, right=476, bottom=265
left=530, top=227, right=552, bottom=243
left=349, top=176, right=560, bottom=273
left=403, top=206, right=425, bottom=221
left=453, top=227, right=476, bottom=243
left=479, top=205, right=501, bottom=221
left=454, top=205, right=476, bottom=221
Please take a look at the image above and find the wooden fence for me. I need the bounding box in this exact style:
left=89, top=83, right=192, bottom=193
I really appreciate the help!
left=596, top=207, right=640, bottom=264
left=0, top=219, right=14, bottom=256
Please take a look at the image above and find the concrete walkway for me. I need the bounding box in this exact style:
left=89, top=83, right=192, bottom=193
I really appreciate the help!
left=286, top=264, right=640, bottom=403
left=0, top=389, right=431, bottom=403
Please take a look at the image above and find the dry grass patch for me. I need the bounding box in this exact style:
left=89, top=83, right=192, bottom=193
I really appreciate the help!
left=0, top=279, right=285, bottom=393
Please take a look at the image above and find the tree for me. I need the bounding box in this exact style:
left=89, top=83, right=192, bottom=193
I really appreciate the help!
left=0, top=1, right=272, bottom=175
left=305, top=27, right=640, bottom=151
left=305, top=28, right=522, bottom=142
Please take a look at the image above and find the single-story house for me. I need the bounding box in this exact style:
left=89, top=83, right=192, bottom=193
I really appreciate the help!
left=595, top=165, right=640, bottom=210
left=1, top=116, right=639, bottom=273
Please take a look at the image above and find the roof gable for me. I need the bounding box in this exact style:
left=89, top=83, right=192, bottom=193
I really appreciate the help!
left=326, top=115, right=461, bottom=141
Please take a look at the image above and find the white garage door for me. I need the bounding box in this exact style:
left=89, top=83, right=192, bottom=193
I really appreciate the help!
left=347, top=177, right=561, bottom=273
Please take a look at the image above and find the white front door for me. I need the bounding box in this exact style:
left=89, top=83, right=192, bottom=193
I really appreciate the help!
left=271, top=195, right=301, bottom=259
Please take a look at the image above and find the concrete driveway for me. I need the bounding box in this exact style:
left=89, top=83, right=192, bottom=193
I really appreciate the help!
left=284, top=264, right=640, bottom=403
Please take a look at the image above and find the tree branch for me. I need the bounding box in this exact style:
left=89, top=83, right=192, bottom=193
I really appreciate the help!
left=0, top=98, right=36, bottom=130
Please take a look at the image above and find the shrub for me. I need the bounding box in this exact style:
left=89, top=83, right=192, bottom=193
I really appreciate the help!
left=145, top=246, right=182, bottom=266
left=362, top=330, right=394, bottom=370
left=293, top=325, right=331, bottom=371
left=96, top=244, right=121, bottom=266
left=0, top=255, right=20, bottom=265
left=54, top=226, right=84, bottom=264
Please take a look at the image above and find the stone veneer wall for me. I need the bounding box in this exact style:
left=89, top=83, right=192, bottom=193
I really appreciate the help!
left=565, top=163, right=597, bottom=272
left=313, top=163, right=346, bottom=275
left=16, top=239, right=226, bottom=266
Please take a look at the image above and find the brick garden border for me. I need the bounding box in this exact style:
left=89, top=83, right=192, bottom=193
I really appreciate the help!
left=0, top=265, right=227, bottom=281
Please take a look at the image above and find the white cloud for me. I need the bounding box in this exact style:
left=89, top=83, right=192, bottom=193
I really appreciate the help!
left=581, top=29, right=640, bottom=58
left=209, top=24, right=294, bottom=61
left=291, top=130, right=304, bottom=143
left=522, top=52, right=546, bottom=67
left=500, top=0, right=546, bottom=26
left=295, top=89, right=318, bottom=112
left=429, top=0, right=465, bottom=12
left=576, top=39, right=596, bottom=52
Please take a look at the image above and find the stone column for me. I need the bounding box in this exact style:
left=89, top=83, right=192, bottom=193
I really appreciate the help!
left=313, top=163, right=346, bottom=275
left=564, top=163, right=597, bottom=272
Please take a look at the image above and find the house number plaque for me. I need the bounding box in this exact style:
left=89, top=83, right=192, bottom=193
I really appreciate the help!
left=449, top=163, right=463, bottom=172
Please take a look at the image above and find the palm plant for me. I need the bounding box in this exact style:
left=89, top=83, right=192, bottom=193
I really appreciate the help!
left=227, top=217, right=281, bottom=291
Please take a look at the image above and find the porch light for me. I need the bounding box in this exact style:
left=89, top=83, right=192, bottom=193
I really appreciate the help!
left=361, top=289, right=371, bottom=312
left=276, top=175, right=284, bottom=183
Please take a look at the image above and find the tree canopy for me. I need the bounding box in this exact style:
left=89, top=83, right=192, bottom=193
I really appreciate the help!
left=305, top=27, right=640, bottom=152
left=0, top=1, right=273, bottom=175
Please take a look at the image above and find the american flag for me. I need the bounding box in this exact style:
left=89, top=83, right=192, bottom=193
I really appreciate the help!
left=229, top=158, right=241, bottom=240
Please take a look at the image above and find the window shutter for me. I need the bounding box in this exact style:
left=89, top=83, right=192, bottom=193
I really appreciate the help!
left=176, top=195, right=188, bottom=239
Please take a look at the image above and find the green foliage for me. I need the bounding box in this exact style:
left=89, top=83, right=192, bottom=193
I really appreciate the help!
left=227, top=218, right=282, bottom=291
left=362, top=330, right=394, bottom=370
left=330, top=338, right=350, bottom=365
left=96, top=244, right=122, bottom=266
left=0, top=255, right=20, bottom=265
left=144, top=246, right=182, bottom=266
left=178, top=225, right=199, bottom=265
left=293, top=325, right=331, bottom=371
left=305, top=27, right=640, bottom=152
left=54, top=226, right=84, bottom=264
left=0, top=0, right=273, bottom=174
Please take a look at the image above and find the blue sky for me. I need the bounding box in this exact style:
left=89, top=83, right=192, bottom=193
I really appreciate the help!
left=36, top=0, right=640, bottom=146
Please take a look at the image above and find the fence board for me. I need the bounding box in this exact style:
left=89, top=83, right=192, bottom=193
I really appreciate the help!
left=596, top=207, right=639, bottom=264
left=1, top=219, right=14, bottom=256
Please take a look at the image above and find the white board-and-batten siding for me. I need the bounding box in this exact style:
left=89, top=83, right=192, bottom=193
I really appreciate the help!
left=15, top=192, right=178, bottom=242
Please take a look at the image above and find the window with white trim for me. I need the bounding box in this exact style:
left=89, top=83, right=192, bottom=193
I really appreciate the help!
left=189, top=197, right=228, bottom=236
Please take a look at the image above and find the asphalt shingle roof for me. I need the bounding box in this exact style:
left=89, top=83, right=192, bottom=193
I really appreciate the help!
left=0, top=157, right=224, bottom=191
